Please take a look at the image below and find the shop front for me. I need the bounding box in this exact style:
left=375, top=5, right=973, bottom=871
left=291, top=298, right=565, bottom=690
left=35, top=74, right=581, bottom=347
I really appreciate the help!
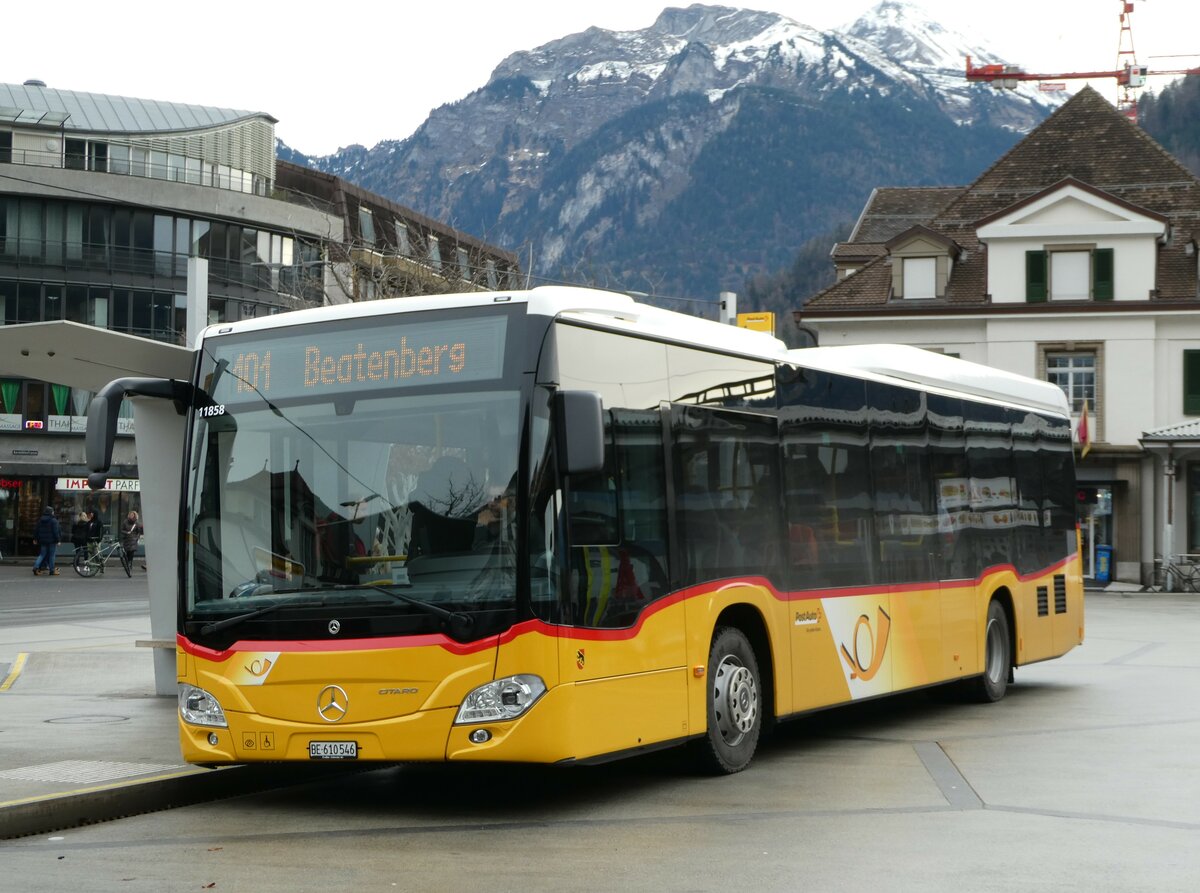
left=1077, top=484, right=1114, bottom=581
left=0, top=472, right=140, bottom=558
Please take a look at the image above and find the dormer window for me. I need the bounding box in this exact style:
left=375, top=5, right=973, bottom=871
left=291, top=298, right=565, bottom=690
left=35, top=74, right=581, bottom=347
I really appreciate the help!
left=394, top=220, right=410, bottom=256
left=884, top=225, right=960, bottom=300
left=902, top=257, right=937, bottom=299
left=357, top=207, right=376, bottom=248
left=1026, top=247, right=1113, bottom=302
left=979, top=178, right=1166, bottom=304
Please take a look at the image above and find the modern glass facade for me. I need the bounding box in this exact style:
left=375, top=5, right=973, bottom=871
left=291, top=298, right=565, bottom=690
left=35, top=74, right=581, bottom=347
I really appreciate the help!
left=0, top=195, right=324, bottom=331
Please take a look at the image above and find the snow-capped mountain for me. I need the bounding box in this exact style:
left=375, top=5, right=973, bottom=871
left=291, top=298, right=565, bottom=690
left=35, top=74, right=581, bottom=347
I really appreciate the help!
left=839, top=0, right=1057, bottom=127
left=283, top=1, right=1064, bottom=300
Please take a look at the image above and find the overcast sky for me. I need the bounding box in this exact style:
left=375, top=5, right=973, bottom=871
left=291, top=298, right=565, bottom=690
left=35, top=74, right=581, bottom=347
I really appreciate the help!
left=4, top=1, right=1198, bottom=155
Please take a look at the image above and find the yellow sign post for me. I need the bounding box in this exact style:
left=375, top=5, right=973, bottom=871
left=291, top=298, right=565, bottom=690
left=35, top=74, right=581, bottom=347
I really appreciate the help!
left=736, top=312, right=775, bottom=334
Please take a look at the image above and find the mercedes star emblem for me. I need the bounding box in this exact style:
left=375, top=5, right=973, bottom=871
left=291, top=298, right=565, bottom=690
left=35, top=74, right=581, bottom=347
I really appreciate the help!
left=317, top=684, right=349, bottom=723
left=328, top=619, right=341, bottom=635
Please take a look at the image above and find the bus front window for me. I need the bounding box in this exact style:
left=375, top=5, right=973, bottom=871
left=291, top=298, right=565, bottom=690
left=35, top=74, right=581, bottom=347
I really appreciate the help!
left=185, top=387, right=521, bottom=633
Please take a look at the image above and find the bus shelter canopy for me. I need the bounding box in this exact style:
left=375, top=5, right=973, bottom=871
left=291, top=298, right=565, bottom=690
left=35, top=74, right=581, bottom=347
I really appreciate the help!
left=0, top=320, right=193, bottom=391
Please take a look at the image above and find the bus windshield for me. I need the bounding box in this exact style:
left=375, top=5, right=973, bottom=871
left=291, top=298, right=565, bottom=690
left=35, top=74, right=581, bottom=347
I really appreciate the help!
left=184, top=313, right=522, bottom=635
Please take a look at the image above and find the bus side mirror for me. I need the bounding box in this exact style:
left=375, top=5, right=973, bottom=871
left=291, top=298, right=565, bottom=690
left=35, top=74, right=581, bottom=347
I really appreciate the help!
left=553, top=390, right=604, bottom=476
left=86, top=377, right=194, bottom=489
left=85, top=391, right=124, bottom=486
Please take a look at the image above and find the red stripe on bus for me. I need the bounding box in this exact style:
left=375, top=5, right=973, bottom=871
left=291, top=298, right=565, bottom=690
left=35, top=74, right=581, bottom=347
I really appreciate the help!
left=178, top=553, right=1078, bottom=657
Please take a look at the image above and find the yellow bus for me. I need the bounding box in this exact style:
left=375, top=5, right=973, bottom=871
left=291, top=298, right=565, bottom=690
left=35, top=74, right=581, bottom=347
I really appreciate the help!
left=86, top=287, right=1083, bottom=773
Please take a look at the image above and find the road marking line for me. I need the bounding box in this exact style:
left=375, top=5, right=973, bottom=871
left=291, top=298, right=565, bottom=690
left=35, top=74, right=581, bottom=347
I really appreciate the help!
left=0, top=652, right=28, bottom=692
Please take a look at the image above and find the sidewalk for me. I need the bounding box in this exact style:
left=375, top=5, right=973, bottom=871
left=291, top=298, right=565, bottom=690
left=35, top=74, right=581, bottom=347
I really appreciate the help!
left=0, top=563, right=333, bottom=839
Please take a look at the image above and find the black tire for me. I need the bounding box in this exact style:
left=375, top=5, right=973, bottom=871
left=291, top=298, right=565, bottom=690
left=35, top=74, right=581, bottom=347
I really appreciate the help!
left=971, top=600, right=1011, bottom=702
left=694, top=626, right=762, bottom=774
left=74, top=550, right=97, bottom=578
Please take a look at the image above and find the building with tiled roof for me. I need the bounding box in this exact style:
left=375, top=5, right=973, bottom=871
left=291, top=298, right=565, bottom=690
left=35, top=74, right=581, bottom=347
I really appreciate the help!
left=794, top=86, right=1200, bottom=587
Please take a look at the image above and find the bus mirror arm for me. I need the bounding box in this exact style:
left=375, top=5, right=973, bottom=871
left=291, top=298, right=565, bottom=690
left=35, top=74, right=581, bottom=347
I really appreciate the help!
left=553, top=390, right=605, bottom=476
left=86, top=377, right=195, bottom=490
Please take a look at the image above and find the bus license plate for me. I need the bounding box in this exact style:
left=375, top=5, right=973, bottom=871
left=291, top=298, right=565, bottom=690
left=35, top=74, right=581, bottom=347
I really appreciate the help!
left=309, top=740, right=357, bottom=760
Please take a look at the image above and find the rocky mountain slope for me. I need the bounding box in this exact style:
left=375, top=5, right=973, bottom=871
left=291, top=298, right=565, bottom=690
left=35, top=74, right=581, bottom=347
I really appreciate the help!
left=280, top=1, right=1065, bottom=300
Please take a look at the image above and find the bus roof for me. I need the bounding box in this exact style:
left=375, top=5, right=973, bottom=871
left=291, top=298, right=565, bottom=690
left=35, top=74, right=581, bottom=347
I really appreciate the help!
left=790, top=344, right=1071, bottom=418
left=195, top=286, right=791, bottom=360
left=195, top=286, right=1066, bottom=417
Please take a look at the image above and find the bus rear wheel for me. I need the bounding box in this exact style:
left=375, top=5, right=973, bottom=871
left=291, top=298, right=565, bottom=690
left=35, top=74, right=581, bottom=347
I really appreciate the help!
left=972, top=600, right=1011, bottom=703
left=694, top=626, right=762, bottom=774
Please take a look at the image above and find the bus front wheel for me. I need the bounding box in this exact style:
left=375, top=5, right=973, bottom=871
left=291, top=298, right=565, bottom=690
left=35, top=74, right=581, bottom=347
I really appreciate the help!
left=972, top=600, right=1011, bottom=703
left=695, top=626, right=762, bottom=774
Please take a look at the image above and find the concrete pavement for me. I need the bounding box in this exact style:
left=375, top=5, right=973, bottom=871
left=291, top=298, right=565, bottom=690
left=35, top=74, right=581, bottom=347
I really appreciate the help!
left=0, top=561, right=352, bottom=839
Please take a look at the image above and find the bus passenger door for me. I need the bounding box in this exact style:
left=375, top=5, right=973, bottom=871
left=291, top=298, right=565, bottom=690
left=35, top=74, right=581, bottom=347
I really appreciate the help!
left=868, top=380, right=939, bottom=692
left=558, top=406, right=689, bottom=758
left=929, top=395, right=977, bottom=681
left=781, top=369, right=887, bottom=709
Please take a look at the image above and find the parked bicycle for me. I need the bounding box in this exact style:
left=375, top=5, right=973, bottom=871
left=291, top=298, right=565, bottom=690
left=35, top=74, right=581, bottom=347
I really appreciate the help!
left=1155, top=554, right=1200, bottom=592
left=73, top=536, right=132, bottom=578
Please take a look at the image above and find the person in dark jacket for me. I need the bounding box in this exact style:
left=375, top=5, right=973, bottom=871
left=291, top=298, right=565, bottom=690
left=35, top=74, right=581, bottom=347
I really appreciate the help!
left=32, top=506, right=62, bottom=576
left=71, top=512, right=89, bottom=558
left=85, top=510, right=105, bottom=543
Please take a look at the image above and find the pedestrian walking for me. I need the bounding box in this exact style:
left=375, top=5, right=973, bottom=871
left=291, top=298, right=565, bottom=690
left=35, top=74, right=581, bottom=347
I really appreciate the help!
left=120, top=510, right=141, bottom=569
left=32, top=505, right=62, bottom=576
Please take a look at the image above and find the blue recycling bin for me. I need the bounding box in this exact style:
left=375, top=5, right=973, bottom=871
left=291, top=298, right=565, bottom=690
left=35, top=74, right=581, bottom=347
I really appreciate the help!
left=1094, top=544, right=1113, bottom=584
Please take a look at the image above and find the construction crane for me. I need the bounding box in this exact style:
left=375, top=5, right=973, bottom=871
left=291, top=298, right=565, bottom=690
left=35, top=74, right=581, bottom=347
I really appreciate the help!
left=964, top=1, right=1199, bottom=123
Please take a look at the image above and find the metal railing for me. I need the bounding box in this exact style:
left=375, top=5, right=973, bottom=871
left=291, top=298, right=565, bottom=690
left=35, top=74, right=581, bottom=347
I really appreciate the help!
left=0, top=240, right=324, bottom=304
left=1, top=146, right=268, bottom=195
left=1, top=146, right=344, bottom=216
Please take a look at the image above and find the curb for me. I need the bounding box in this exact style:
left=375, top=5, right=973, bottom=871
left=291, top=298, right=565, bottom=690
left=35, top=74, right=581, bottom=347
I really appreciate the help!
left=0, top=763, right=362, bottom=840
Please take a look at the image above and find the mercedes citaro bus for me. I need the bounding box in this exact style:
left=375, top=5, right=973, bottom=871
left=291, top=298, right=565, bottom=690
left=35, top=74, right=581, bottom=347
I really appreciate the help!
left=85, top=287, right=1083, bottom=773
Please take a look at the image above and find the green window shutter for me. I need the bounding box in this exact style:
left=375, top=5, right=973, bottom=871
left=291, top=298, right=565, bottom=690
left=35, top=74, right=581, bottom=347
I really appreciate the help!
left=1026, top=250, right=1047, bottom=302
left=1185, top=351, right=1200, bottom=415
left=1093, top=248, right=1114, bottom=300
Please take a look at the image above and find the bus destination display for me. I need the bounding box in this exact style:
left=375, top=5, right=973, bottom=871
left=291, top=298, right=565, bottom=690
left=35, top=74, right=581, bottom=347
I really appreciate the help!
left=208, top=315, right=507, bottom=402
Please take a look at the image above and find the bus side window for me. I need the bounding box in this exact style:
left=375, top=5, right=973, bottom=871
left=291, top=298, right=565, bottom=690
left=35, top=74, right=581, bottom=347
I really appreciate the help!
left=568, top=408, right=670, bottom=628
left=781, top=369, right=873, bottom=590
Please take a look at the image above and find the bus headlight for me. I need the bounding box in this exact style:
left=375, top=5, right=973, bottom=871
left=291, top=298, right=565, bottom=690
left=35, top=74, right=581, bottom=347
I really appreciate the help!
left=454, top=675, right=546, bottom=724
left=179, top=684, right=228, bottom=728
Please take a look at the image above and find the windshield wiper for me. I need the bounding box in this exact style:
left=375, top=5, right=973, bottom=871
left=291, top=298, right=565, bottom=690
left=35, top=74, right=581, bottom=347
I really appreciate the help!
left=199, top=597, right=321, bottom=636
left=323, top=584, right=476, bottom=641
left=197, top=586, right=476, bottom=642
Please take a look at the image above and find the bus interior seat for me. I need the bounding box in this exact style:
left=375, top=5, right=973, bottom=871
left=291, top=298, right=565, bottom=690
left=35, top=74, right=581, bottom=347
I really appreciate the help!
left=406, top=501, right=477, bottom=557
left=406, top=456, right=481, bottom=557
left=681, top=486, right=742, bottom=576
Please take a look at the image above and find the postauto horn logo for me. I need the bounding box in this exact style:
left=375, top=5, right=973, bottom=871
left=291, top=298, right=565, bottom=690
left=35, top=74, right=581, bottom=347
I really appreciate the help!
left=839, top=607, right=892, bottom=681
